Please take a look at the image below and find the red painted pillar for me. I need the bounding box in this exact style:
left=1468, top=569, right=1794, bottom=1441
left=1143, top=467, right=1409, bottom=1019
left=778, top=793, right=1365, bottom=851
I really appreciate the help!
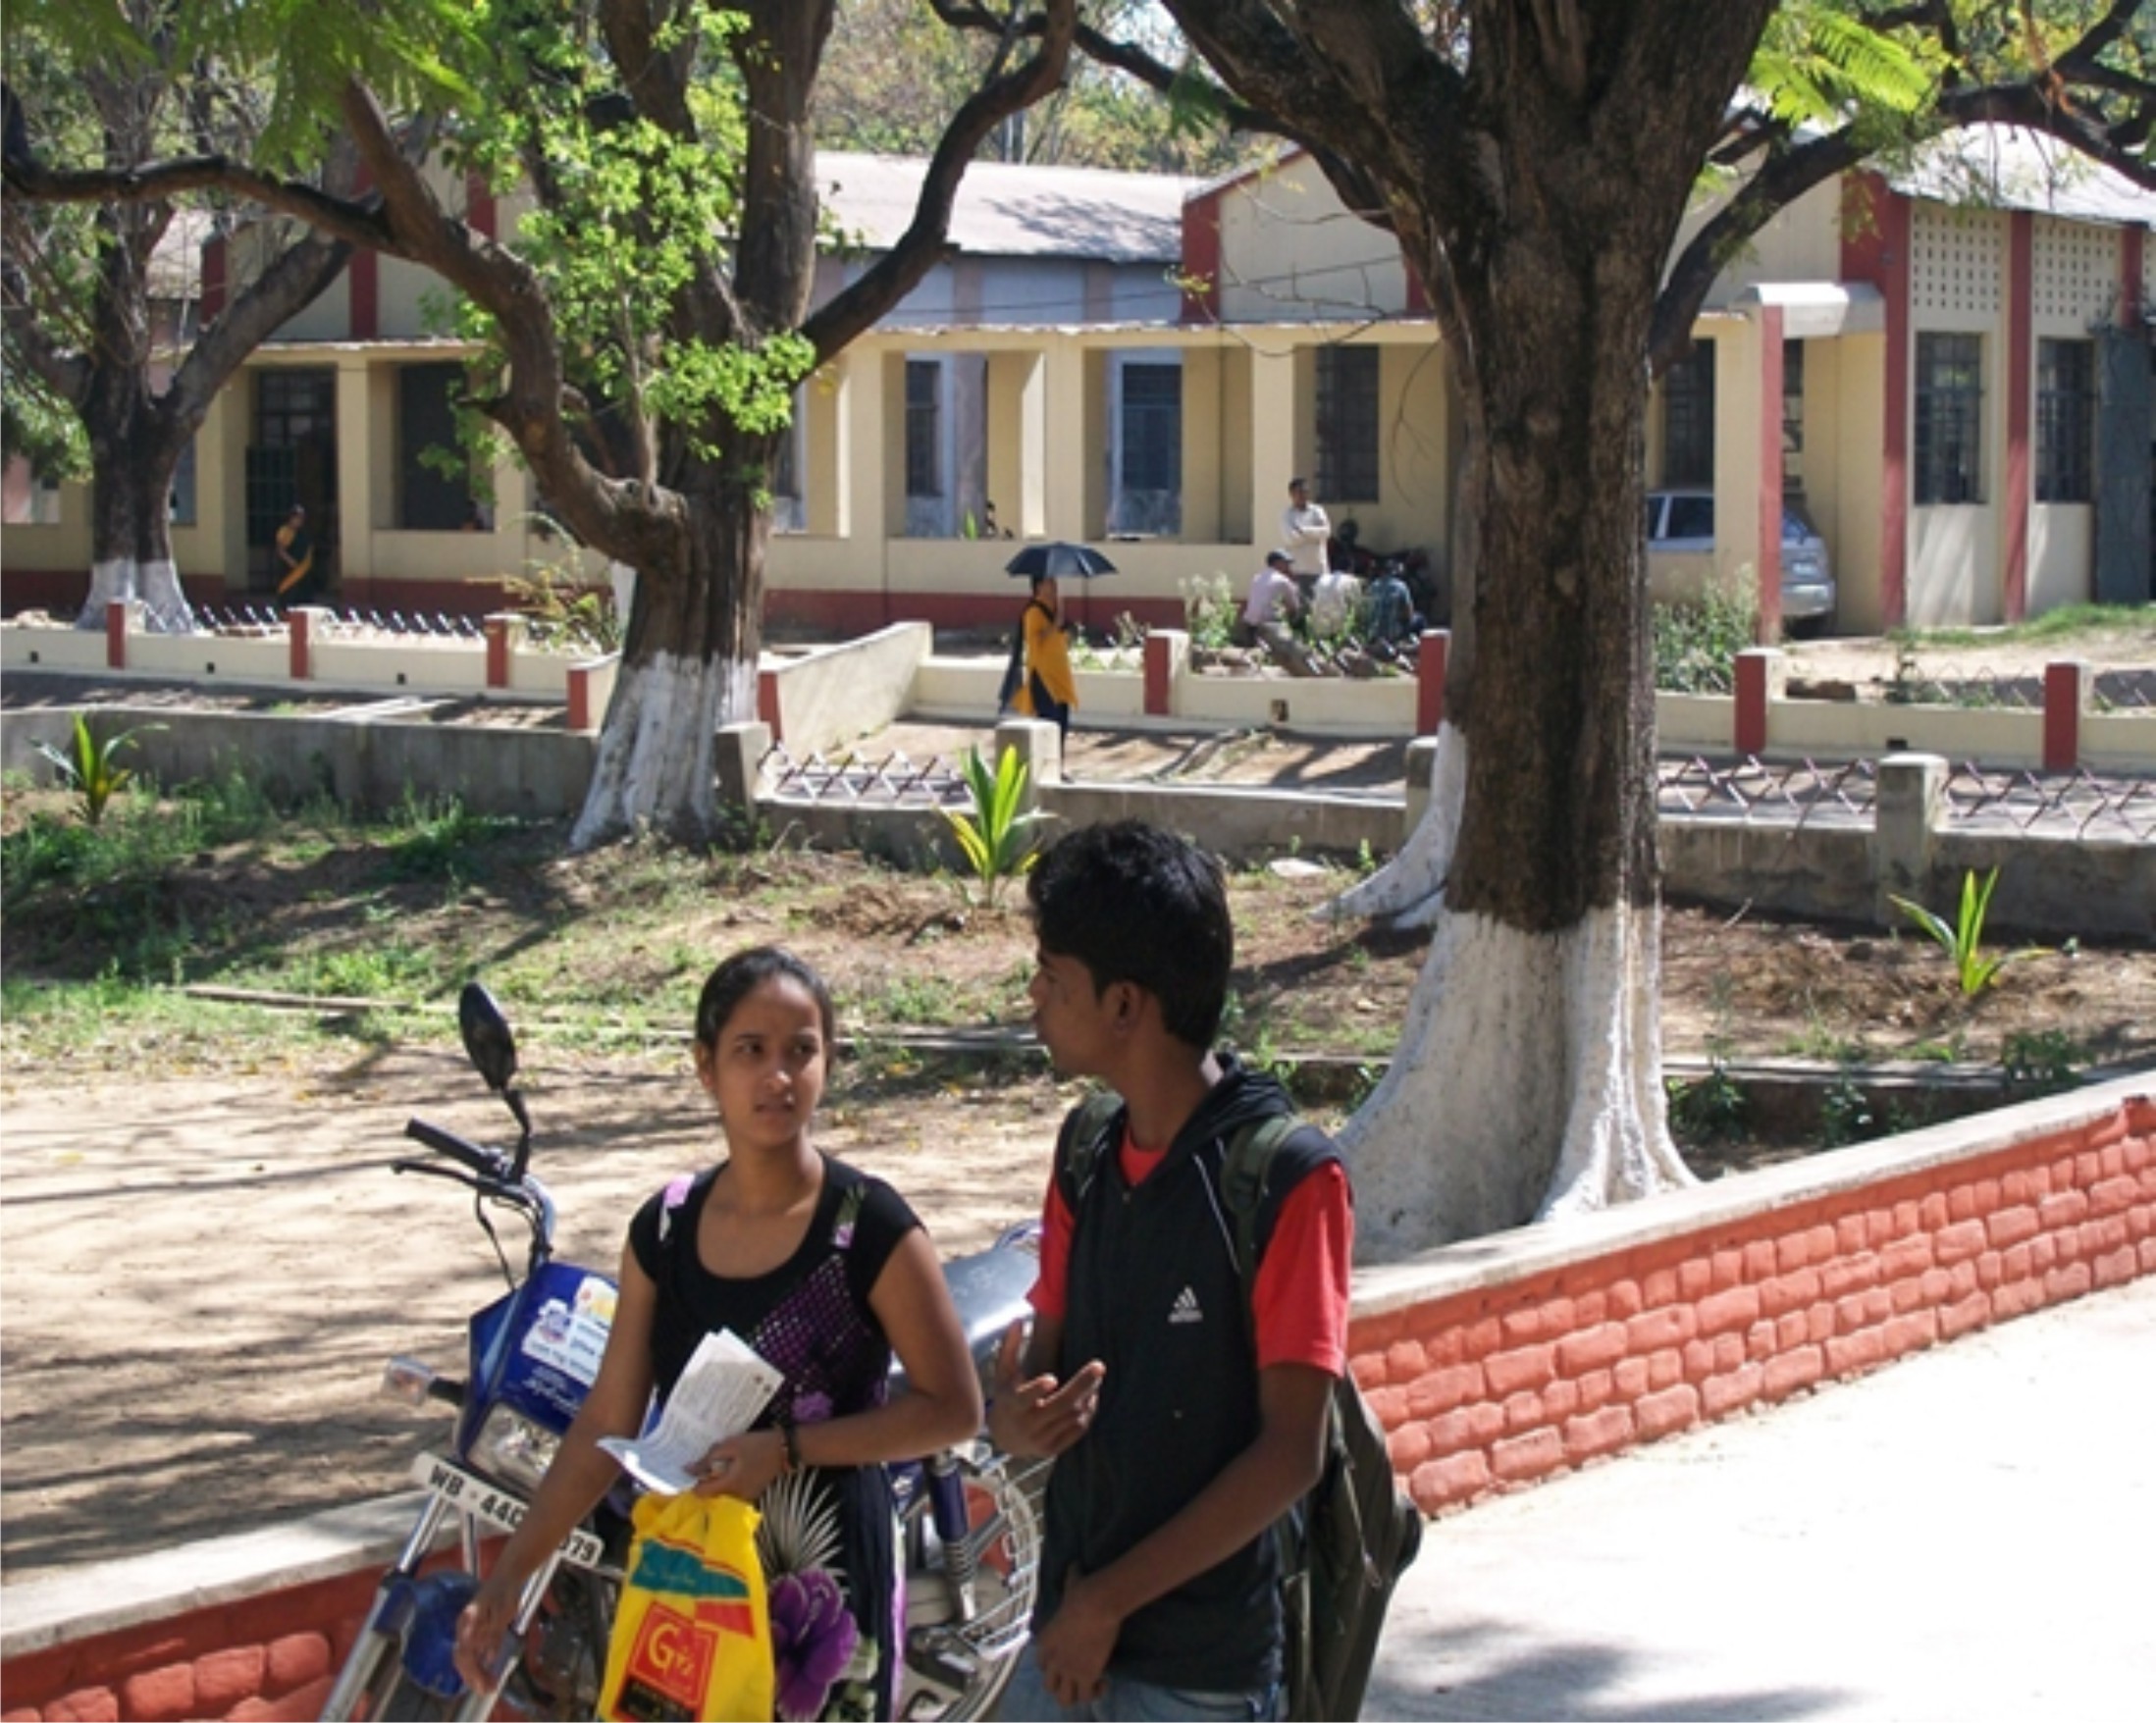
left=566, top=664, right=595, bottom=734
left=1142, top=629, right=1179, bottom=716
left=1756, top=306, right=1785, bottom=642
left=758, top=666, right=784, bottom=742
left=2003, top=212, right=2033, bottom=623
left=106, top=600, right=130, bottom=670
left=1842, top=176, right=1911, bottom=628
left=2042, top=660, right=2087, bottom=772
left=289, top=607, right=311, bottom=681
left=484, top=616, right=511, bottom=690
left=1415, top=629, right=1449, bottom=736
left=1734, top=648, right=1779, bottom=757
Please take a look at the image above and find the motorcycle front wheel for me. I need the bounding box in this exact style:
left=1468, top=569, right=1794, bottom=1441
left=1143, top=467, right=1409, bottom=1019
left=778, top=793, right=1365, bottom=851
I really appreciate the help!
left=897, top=1447, right=1047, bottom=1721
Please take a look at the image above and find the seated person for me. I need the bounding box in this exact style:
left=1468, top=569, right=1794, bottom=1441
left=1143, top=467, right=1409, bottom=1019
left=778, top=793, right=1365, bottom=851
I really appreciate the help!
left=1307, top=566, right=1361, bottom=643
left=1235, top=549, right=1302, bottom=650
left=1364, top=562, right=1423, bottom=647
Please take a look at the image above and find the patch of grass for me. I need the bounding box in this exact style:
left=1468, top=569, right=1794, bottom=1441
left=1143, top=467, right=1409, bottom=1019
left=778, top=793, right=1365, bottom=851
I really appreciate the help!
left=0, top=975, right=392, bottom=1070
left=1898, top=602, right=2153, bottom=652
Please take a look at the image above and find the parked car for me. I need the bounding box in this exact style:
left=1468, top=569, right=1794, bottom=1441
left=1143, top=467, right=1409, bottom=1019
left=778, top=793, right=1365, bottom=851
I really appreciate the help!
left=1644, top=488, right=1836, bottom=634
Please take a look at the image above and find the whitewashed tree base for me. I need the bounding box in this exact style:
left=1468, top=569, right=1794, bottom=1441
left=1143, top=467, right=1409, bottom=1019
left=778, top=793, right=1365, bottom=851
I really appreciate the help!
left=1330, top=725, right=1695, bottom=1259
left=569, top=652, right=745, bottom=851
left=75, top=558, right=195, bottom=634
left=1322, top=720, right=1466, bottom=929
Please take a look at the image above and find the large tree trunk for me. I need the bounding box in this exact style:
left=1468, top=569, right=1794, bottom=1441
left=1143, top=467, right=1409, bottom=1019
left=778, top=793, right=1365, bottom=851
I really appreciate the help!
left=79, top=407, right=192, bottom=634
left=1335, top=62, right=1724, bottom=1256
left=570, top=471, right=768, bottom=849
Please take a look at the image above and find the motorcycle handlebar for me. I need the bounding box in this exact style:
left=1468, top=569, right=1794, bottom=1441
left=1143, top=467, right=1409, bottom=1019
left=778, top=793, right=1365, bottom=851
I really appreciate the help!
left=404, top=1118, right=509, bottom=1181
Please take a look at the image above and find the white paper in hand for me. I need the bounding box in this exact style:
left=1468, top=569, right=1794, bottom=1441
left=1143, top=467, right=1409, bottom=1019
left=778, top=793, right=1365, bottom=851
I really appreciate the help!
left=598, top=1329, right=783, bottom=1493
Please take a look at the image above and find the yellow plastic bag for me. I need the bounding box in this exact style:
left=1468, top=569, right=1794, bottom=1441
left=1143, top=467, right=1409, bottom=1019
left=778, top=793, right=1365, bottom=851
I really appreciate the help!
left=601, top=1491, right=775, bottom=1722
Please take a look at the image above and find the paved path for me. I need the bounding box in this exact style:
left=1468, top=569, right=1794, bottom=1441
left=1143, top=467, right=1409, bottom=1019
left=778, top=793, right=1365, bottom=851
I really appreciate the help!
left=1367, top=1274, right=2156, bottom=1721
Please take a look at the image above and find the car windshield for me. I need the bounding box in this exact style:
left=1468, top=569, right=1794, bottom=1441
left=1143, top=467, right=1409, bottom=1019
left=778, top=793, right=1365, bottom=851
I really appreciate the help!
left=1782, top=505, right=1816, bottom=544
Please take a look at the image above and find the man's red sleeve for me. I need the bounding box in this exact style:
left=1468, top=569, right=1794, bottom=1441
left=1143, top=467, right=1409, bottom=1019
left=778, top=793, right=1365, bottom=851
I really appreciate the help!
left=1252, top=1161, right=1353, bottom=1375
left=1026, top=1169, right=1074, bottom=1322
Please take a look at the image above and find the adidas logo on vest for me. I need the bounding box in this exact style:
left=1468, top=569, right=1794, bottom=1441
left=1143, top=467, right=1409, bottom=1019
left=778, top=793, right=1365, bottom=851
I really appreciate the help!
left=1169, top=1285, right=1203, bottom=1325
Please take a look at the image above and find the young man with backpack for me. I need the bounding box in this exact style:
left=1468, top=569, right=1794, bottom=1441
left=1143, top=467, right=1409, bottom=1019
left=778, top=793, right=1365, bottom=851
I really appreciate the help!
left=990, top=820, right=1355, bottom=1720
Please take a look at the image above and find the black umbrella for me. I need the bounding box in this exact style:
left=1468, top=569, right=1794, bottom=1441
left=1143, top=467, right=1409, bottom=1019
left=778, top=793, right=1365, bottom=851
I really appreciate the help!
left=1004, top=541, right=1119, bottom=580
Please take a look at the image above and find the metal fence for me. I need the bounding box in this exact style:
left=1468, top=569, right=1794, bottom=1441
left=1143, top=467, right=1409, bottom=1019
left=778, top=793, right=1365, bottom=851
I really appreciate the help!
left=758, top=743, right=970, bottom=806
left=1656, top=754, right=2156, bottom=842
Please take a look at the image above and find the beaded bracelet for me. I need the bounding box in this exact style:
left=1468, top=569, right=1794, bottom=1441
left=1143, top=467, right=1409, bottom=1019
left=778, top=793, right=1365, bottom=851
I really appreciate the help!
left=778, top=1412, right=803, bottom=1476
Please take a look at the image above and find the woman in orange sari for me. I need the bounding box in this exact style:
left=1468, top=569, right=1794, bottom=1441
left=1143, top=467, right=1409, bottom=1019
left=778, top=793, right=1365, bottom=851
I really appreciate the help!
left=1011, top=575, right=1078, bottom=739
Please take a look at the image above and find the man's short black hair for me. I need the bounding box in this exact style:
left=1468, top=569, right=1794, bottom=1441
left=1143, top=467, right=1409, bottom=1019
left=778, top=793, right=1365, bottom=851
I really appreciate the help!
left=1027, top=820, right=1232, bottom=1051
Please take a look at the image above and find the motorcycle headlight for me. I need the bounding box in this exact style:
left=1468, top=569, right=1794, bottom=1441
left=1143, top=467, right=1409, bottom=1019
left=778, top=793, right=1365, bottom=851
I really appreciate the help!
left=470, top=1405, right=562, bottom=1493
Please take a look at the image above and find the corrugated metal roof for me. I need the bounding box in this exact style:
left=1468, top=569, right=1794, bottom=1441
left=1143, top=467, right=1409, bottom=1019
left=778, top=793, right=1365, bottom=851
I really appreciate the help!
left=1890, top=124, right=2156, bottom=225
left=816, top=151, right=1197, bottom=263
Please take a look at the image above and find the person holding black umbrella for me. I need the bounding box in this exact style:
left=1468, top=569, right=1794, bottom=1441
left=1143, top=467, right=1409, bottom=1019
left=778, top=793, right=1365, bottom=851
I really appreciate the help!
left=1006, top=574, right=1078, bottom=739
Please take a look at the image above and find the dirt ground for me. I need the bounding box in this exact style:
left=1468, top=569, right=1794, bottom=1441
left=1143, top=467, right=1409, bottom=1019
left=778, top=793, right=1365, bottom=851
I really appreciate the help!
left=6, top=892, right=2154, bottom=1586
left=4, top=622, right=2153, bottom=1587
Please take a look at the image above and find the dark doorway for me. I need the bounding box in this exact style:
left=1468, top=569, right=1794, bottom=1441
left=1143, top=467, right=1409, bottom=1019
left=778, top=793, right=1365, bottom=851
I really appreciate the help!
left=246, top=368, right=338, bottom=595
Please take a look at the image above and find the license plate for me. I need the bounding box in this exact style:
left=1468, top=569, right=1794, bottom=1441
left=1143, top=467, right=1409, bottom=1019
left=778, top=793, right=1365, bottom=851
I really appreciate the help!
left=411, top=1452, right=606, bottom=1569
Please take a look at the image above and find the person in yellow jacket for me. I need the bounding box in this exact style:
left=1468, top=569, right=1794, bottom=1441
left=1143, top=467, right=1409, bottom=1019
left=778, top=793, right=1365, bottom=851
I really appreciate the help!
left=1011, top=575, right=1078, bottom=739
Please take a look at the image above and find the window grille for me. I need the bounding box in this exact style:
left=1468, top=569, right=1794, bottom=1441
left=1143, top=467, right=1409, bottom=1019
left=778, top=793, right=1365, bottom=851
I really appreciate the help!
left=1315, top=345, right=1380, bottom=502
left=1662, top=340, right=1715, bottom=487
left=2035, top=339, right=2094, bottom=504
left=1915, top=334, right=1983, bottom=504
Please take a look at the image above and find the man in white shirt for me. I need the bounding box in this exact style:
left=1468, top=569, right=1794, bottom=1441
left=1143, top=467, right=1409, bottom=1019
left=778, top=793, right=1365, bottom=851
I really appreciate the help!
left=1280, top=478, right=1331, bottom=592
left=1236, top=549, right=1301, bottom=649
left=1307, top=566, right=1360, bottom=642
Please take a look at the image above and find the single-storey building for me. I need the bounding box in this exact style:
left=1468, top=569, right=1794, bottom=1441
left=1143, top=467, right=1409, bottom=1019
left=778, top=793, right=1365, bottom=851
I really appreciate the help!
left=5, top=128, right=2150, bottom=635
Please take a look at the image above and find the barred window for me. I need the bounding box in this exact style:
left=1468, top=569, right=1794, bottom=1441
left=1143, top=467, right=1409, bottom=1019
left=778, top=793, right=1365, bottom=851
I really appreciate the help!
left=905, top=360, right=941, bottom=498
left=1662, top=339, right=1715, bottom=487
left=1315, top=345, right=1380, bottom=503
left=2035, top=338, right=2094, bottom=503
left=1915, top=334, right=1983, bottom=504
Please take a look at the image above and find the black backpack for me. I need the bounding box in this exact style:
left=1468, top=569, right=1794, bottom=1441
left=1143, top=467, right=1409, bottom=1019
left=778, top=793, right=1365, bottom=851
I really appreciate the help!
left=1056, top=1096, right=1424, bottom=1721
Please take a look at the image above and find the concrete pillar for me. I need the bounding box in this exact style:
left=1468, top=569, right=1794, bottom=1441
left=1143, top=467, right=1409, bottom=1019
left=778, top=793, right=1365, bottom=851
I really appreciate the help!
left=714, top=721, right=771, bottom=822
left=995, top=716, right=1062, bottom=790
left=106, top=600, right=138, bottom=669
left=1416, top=629, right=1450, bottom=736
left=1144, top=628, right=1187, bottom=717
left=1249, top=345, right=1297, bottom=540
left=758, top=666, right=784, bottom=742
left=1874, top=752, right=1948, bottom=926
left=2042, top=659, right=2091, bottom=773
left=1404, top=734, right=1441, bottom=838
left=484, top=613, right=528, bottom=691
left=1735, top=648, right=1787, bottom=757
left=288, top=605, right=330, bottom=681
left=565, top=661, right=602, bottom=733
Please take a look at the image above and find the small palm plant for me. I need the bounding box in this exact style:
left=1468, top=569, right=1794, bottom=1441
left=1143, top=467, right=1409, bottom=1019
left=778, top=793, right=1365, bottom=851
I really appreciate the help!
left=940, top=745, right=1048, bottom=907
left=1889, top=866, right=2047, bottom=998
left=34, top=714, right=162, bottom=826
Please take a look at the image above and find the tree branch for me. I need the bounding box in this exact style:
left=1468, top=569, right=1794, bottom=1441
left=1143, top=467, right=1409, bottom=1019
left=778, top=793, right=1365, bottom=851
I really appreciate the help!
left=803, top=0, right=1078, bottom=361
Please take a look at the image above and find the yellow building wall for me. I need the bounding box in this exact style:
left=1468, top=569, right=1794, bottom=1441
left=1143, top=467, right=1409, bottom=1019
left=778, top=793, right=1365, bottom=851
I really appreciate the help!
left=1215, top=155, right=1411, bottom=325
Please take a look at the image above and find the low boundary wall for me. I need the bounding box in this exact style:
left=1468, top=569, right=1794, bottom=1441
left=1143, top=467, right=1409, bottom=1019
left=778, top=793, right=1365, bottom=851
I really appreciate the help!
left=3, top=1076, right=2148, bottom=1722
left=1351, top=1073, right=2155, bottom=1516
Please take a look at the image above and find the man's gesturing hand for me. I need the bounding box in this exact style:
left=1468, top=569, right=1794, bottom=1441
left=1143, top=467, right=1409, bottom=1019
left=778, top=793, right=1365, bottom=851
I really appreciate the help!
left=985, top=1322, right=1104, bottom=1459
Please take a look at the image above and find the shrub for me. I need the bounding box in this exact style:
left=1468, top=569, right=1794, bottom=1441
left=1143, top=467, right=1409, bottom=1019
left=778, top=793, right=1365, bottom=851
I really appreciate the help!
left=1653, top=580, right=1757, bottom=695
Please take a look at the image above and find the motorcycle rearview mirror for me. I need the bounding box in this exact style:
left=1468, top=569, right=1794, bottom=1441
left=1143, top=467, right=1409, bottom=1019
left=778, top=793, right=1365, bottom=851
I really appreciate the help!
left=458, top=982, right=520, bottom=1092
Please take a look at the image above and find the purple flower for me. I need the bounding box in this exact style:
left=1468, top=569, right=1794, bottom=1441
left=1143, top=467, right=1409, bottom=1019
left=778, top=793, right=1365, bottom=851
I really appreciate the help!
left=793, top=1390, right=833, bottom=1427
left=768, top=1567, right=860, bottom=1721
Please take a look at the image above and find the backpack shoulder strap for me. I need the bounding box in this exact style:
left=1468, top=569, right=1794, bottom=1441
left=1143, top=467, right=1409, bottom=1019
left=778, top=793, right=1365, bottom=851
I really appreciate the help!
left=1052, top=1091, right=1125, bottom=1213
left=1218, top=1115, right=1313, bottom=1305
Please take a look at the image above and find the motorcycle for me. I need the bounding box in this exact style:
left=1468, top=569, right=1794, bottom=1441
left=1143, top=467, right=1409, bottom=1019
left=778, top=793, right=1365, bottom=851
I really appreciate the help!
left=320, top=982, right=1044, bottom=1722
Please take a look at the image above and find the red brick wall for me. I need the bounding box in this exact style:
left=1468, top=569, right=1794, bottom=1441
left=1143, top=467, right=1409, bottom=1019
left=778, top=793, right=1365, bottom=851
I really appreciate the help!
left=1351, top=1092, right=2155, bottom=1516
left=6, top=1087, right=2149, bottom=1719
left=1, top=1569, right=381, bottom=1723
